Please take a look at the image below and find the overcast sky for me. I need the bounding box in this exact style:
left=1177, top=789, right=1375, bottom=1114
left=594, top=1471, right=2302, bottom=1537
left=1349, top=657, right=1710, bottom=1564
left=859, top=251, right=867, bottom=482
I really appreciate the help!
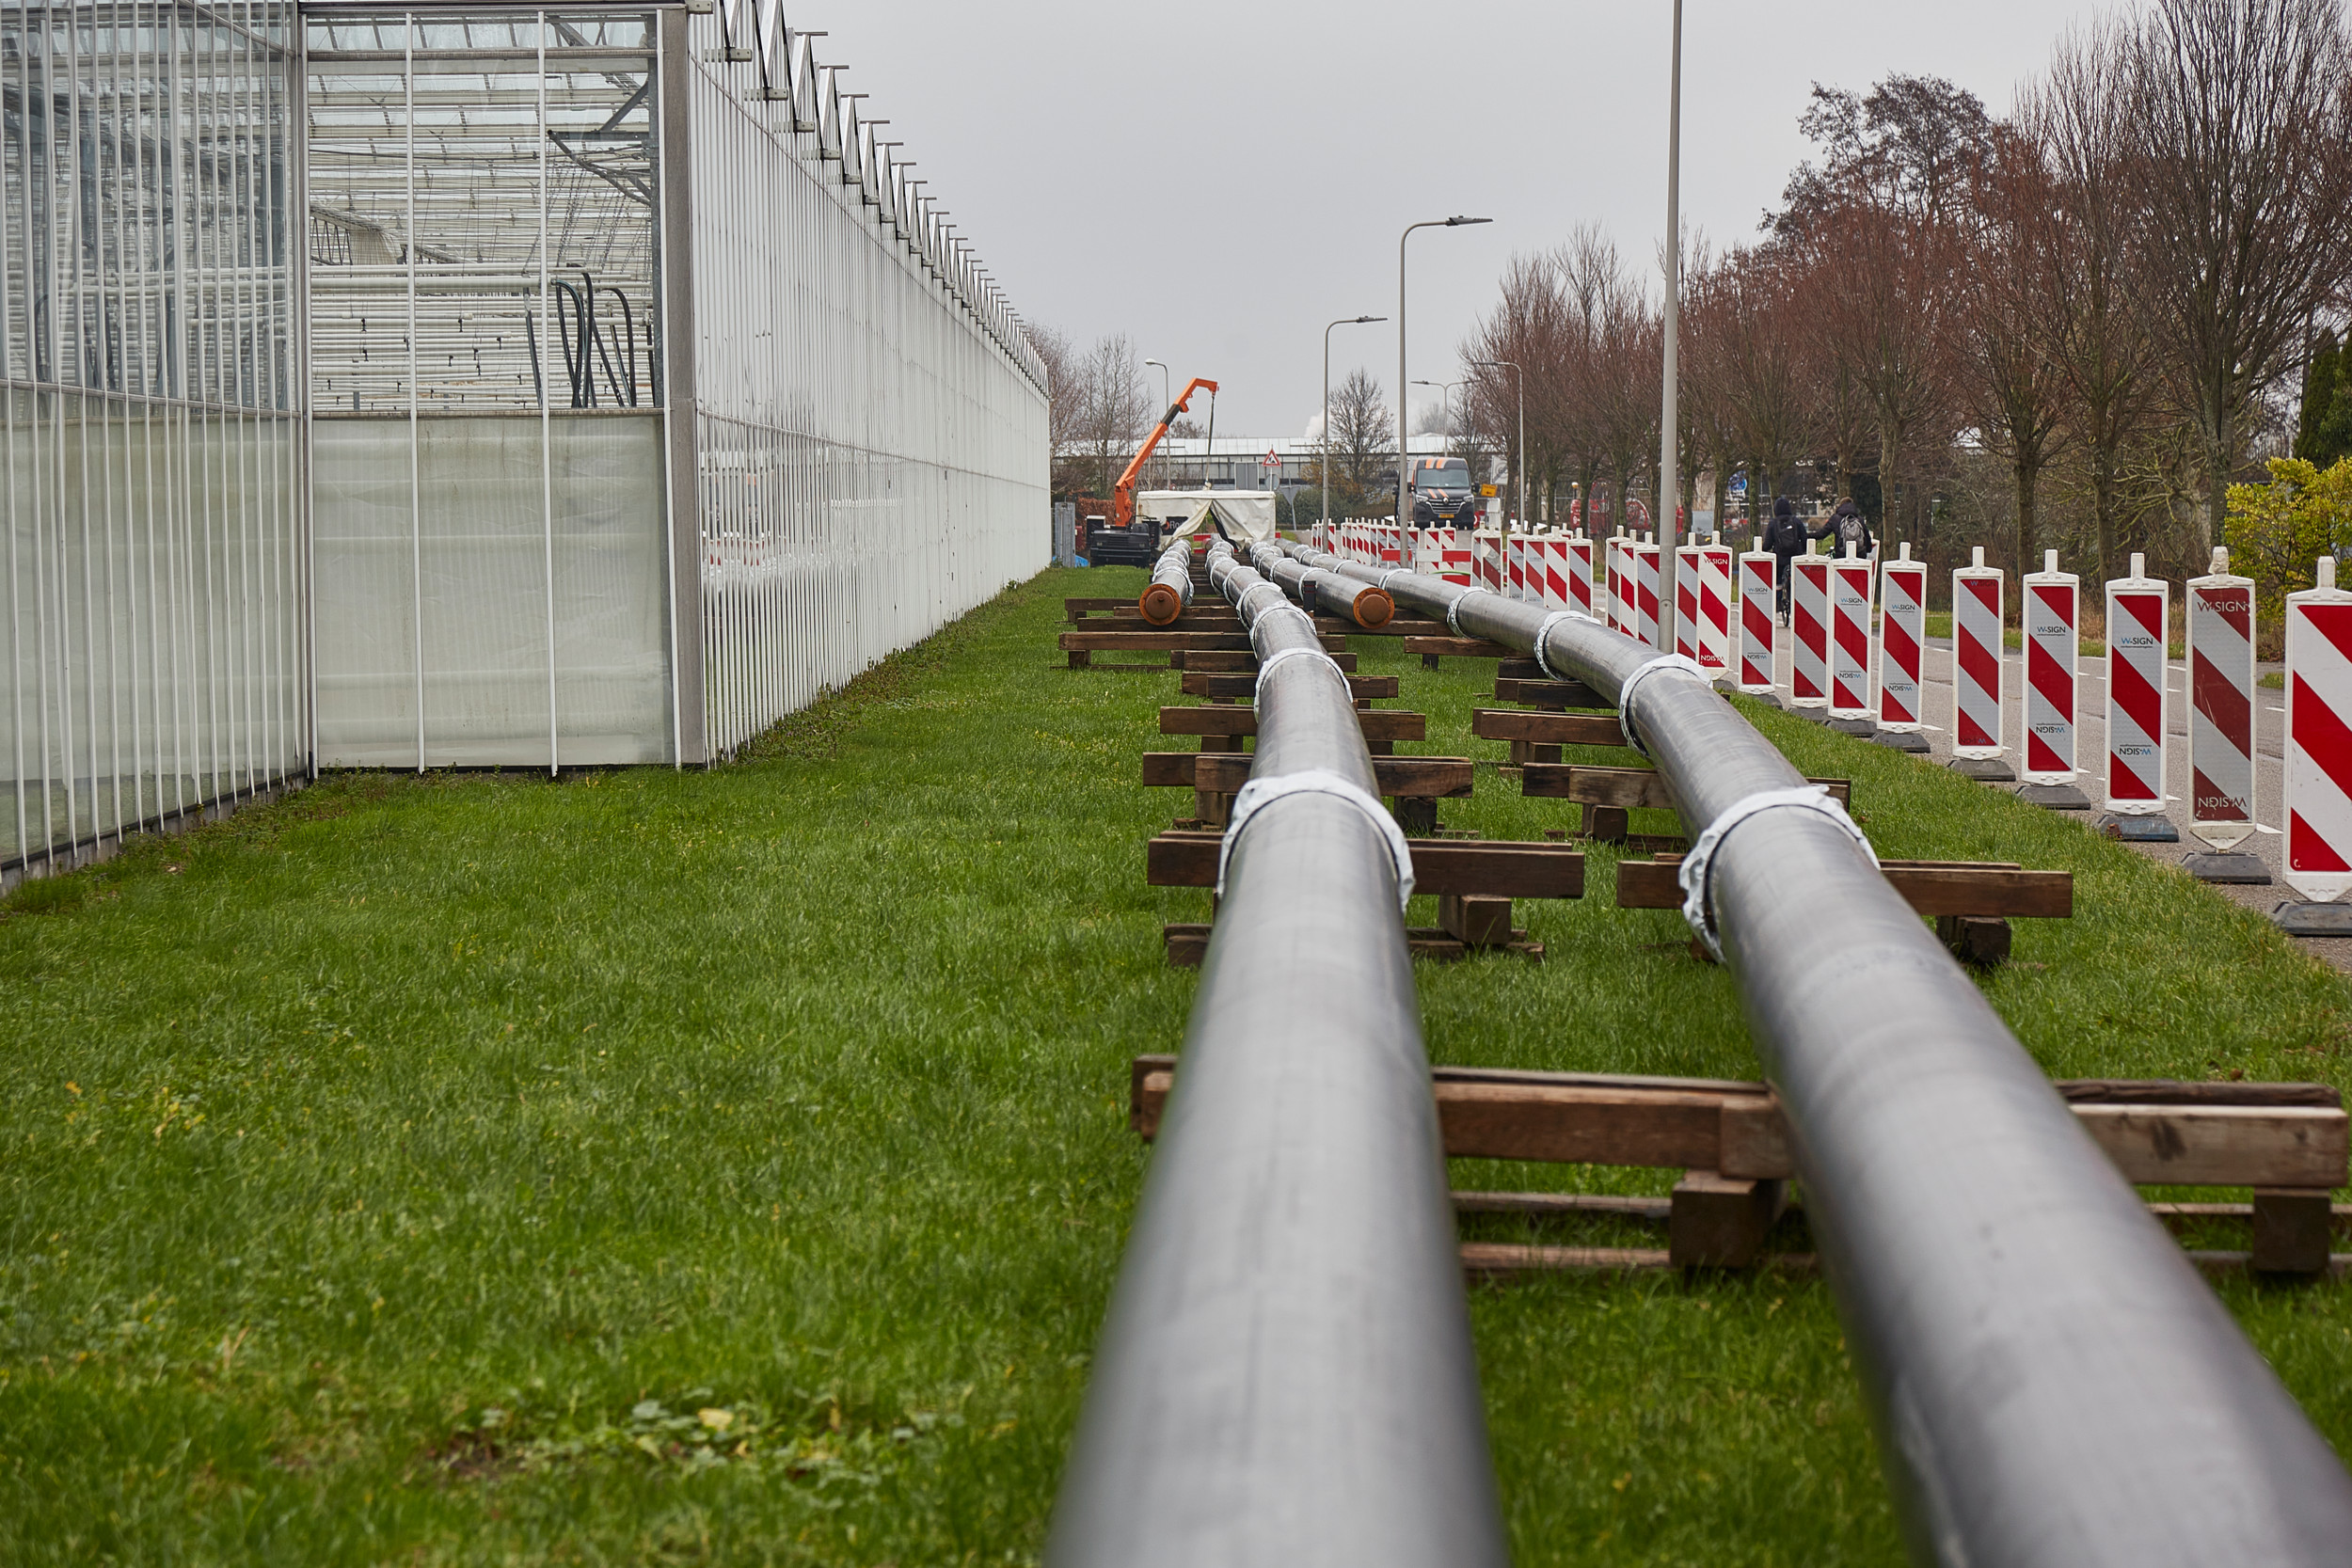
left=815, top=0, right=2127, bottom=435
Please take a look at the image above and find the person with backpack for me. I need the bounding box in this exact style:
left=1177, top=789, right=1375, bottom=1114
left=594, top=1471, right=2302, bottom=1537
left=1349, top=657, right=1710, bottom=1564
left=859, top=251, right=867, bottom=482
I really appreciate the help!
left=1818, top=495, right=1873, bottom=561
left=1763, top=496, right=1810, bottom=625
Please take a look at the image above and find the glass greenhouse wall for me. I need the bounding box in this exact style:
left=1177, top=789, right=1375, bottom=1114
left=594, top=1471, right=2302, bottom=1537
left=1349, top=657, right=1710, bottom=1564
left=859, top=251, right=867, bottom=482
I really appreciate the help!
left=305, top=3, right=1051, bottom=768
left=1, top=0, right=306, bottom=879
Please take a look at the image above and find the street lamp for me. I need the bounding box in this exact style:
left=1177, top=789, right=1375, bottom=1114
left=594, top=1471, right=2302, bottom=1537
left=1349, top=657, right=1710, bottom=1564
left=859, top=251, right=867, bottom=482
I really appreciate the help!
left=1657, top=0, right=1687, bottom=642
left=1410, top=378, right=1463, bottom=462
left=1471, top=359, right=1524, bottom=584
left=1144, top=357, right=1170, bottom=488
left=1397, top=216, right=1491, bottom=536
left=1324, top=314, right=1386, bottom=538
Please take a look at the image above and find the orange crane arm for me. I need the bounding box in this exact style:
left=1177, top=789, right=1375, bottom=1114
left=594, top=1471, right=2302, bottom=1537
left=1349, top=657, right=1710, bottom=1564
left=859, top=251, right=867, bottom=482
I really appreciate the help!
left=1113, top=377, right=1218, bottom=529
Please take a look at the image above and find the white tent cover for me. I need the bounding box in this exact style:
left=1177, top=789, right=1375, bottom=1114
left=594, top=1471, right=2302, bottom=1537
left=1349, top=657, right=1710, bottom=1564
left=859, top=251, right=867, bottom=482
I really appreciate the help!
left=1137, top=489, right=1278, bottom=545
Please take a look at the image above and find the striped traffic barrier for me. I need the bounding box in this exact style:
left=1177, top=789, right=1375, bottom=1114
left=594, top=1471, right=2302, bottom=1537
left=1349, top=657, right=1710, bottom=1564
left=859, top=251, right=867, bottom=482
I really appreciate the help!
left=1508, top=533, right=1529, bottom=600
left=2283, top=556, right=2352, bottom=913
left=1604, top=534, right=1627, bottom=635
left=1414, top=528, right=1444, bottom=578
left=1694, top=542, right=1734, bottom=673
left=1631, top=535, right=1662, bottom=649
left=1542, top=537, right=1568, bottom=609
left=1791, top=546, right=1831, bottom=710
left=1876, top=543, right=1929, bottom=750
left=2021, top=549, right=2088, bottom=807
left=1566, top=533, right=1596, bottom=617
left=2101, top=553, right=2173, bottom=834
left=1443, top=527, right=1473, bottom=585
left=1827, top=544, right=1874, bottom=726
left=2185, top=547, right=2260, bottom=873
left=1737, top=550, right=1777, bottom=697
left=1950, top=546, right=2009, bottom=778
left=1674, top=543, right=1704, bottom=661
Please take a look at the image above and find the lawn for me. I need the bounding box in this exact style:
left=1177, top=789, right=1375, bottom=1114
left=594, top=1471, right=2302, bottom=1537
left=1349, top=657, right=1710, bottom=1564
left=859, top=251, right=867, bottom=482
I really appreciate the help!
left=3, top=563, right=2346, bottom=1565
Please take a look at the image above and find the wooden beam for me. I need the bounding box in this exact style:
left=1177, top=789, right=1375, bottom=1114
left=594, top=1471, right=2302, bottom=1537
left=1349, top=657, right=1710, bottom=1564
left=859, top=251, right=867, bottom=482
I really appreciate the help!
left=1174, top=649, right=1359, bottom=672
left=1405, top=636, right=1516, bottom=659
left=1470, top=707, right=1630, bottom=747
left=1161, top=923, right=1541, bottom=967
left=1128, top=1056, right=2350, bottom=1193
left=1522, top=765, right=1851, bottom=810
left=1614, top=856, right=2074, bottom=919
left=1146, top=832, right=1583, bottom=897
left=1493, top=677, right=1607, bottom=710
left=1141, top=753, right=1475, bottom=798
left=1061, top=630, right=1350, bottom=653
left=1183, top=672, right=1400, bottom=700
left=1159, top=705, right=1426, bottom=741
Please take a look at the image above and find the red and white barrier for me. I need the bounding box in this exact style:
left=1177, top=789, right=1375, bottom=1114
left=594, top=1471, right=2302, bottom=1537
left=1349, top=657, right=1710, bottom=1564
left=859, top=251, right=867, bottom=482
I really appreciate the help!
left=1878, top=544, right=1928, bottom=732
left=2186, top=546, right=2257, bottom=849
left=1604, top=535, right=1628, bottom=635
left=2104, top=553, right=2169, bottom=816
left=1566, top=534, right=1596, bottom=617
left=2286, top=557, right=2352, bottom=900
left=1674, top=544, right=1704, bottom=661
left=2022, top=549, right=2080, bottom=785
left=1952, top=546, right=2005, bottom=759
left=1443, top=527, right=1473, bottom=585
left=1542, top=537, right=1569, bottom=609
left=1694, top=543, right=1733, bottom=672
left=1631, top=536, right=1662, bottom=649
left=1737, top=550, right=1776, bottom=694
left=1508, top=533, right=1530, bottom=600
left=1413, top=528, right=1444, bottom=578
left=1828, top=546, right=1874, bottom=721
left=1791, top=548, right=1831, bottom=709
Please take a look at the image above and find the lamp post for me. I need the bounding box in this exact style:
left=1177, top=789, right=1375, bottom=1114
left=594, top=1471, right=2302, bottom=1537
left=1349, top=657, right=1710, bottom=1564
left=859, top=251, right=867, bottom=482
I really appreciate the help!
left=1397, top=216, right=1491, bottom=537
left=1657, top=0, right=1686, bottom=641
left=1471, top=358, right=1524, bottom=586
left=1410, top=378, right=1463, bottom=462
left=1144, top=357, right=1170, bottom=488
left=1324, top=314, right=1385, bottom=538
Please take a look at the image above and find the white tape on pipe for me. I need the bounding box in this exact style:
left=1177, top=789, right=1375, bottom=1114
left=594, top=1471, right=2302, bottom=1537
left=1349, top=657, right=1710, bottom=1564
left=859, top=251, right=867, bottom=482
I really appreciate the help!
left=1216, top=768, right=1416, bottom=911
left=1677, top=784, right=1878, bottom=959
left=1253, top=644, right=1350, bottom=711
left=1446, top=588, right=1495, bottom=637
left=1615, top=653, right=1710, bottom=754
left=1531, top=609, right=1601, bottom=683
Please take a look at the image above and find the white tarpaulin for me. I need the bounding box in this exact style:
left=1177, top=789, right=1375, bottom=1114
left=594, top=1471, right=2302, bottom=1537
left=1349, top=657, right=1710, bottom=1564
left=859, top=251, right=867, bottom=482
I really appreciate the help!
left=1137, top=489, right=1278, bottom=545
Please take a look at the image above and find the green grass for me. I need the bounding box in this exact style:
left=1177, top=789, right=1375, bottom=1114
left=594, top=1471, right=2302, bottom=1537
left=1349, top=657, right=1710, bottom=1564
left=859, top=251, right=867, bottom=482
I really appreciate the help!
left=2265, top=670, right=2287, bottom=689
left=3, top=565, right=2347, bottom=1565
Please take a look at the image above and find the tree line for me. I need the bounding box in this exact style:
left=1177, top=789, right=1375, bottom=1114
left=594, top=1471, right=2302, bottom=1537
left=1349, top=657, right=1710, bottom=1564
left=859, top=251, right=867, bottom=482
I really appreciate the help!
left=1458, top=0, right=2352, bottom=594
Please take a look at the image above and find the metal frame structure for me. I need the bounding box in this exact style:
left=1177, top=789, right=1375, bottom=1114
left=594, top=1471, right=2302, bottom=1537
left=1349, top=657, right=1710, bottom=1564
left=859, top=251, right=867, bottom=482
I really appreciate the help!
left=3, top=0, right=306, bottom=883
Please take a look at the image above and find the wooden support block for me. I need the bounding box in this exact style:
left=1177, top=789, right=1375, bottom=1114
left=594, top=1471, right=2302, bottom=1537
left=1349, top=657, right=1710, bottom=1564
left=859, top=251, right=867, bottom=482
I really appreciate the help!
left=1062, top=630, right=1348, bottom=653
left=1460, top=1243, right=1673, bottom=1279
left=1159, top=705, right=1427, bottom=741
left=1406, top=636, right=1516, bottom=659
left=1438, top=893, right=1515, bottom=945
left=2251, top=1189, right=2334, bottom=1275
left=1496, top=659, right=1547, bottom=681
left=1143, top=753, right=1473, bottom=799
left=1585, top=804, right=1629, bottom=843
left=1669, top=1172, right=1785, bottom=1268
left=1615, top=856, right=2072, bottom=920
left=1145, top=832, right=1582, bottom=898
left=1174, top=649, right=1360, bottom=672
left=1394, top=797, right=1438, bottom=836
left=2074, top=1103, right=2349, bottom=1187
left=1194, top=786, right=1229, bottom=828
left=1521, top=766, right=1851, bottom=812
left=1937, top=913, right=2012, bottom=965
left=1720, top=1096, right=1794, bottom=1180
left=1182, top=672, right=1400, bottom=700
left=1199, top=734, right=1244, bottom=753
left=1158, top=924, right=1541, bottom=972
left=1422, top=653, right=1442, bottom=671
left=1506, top=739, right=1565, bottom=766
left=1472, top=708, right=1629, bottom=748
left=1494, top=677, right=1607, bottom=710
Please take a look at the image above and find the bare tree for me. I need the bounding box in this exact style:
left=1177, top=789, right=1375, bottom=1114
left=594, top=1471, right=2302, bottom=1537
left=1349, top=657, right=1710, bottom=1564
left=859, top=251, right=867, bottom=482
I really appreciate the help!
left=1071, top=333, right=1152, bottom=497
left=1327, top=368, right=1393, bottom=499
left=2122, top=0, right=2352, bottom=548
left=1694, top=243, right=1817, bottom=527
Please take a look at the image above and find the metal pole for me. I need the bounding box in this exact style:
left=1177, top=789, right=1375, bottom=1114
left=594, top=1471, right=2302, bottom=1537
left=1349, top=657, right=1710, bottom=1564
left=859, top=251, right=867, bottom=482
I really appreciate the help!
left=1397, top=217, right=1490, bottom=539
left=1322, top=315, right=1383, bottom=541
left=1290, top=541, right=2352, bottom=1568
left=1657, top=0, right=1684, bottom=641
left=1048, top=544, right=1506, bottom=1568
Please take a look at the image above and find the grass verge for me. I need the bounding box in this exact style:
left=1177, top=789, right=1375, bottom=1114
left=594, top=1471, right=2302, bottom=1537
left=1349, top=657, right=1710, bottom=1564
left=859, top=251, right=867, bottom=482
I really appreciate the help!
left=2, top=565, right=2346, bottom=1565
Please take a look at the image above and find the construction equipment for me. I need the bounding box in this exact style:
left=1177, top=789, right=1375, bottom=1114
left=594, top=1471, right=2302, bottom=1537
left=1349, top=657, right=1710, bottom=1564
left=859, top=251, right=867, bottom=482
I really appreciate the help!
left=1111, top=377, right=1218, bottom=535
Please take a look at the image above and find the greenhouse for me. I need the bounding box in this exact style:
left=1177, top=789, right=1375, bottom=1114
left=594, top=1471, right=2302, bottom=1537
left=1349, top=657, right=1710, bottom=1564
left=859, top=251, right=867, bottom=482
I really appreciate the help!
left=2, top=0, right=1051, bottom=879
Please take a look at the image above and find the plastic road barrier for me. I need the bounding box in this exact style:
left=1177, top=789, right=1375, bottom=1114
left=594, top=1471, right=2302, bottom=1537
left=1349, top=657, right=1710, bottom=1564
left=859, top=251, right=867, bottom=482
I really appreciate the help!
left=1953, top=546, right=2006, bottom=759
left=1566, top=534, right=1596, bottom=617
left=1791, top=549, right=1831, bottom=709
left=2186, top=547, right=2257, bottom=849
left=1443, top=527, right=1473, bottom=585
left=1737, top=550, right=1776, bottom=694
left=2104, top=553, right=2169, bottom=816
left=1509, top=534, right=1529, bottom=600
left=1631, top=536, right=1662, bottom=649
left=1674, top=543, right=1704, bottom=661
left=2284, top=557, right=2352, bottom=902
left=1542, top=537, right=1569, bottom=610
left=2023, top=550, right=2080, bottom=785
left=1694, top=543, right=1734, bottom=673
left=1877, top=544, right=1927, bottom=732
left=1828, top=547, right=1874, bottom=721
left=1604, top=535, right=1628, bottom=636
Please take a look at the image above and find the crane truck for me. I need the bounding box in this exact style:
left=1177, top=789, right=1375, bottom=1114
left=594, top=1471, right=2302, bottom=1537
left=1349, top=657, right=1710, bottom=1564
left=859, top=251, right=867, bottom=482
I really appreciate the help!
left=1084, top=376, right=1218, bottom=567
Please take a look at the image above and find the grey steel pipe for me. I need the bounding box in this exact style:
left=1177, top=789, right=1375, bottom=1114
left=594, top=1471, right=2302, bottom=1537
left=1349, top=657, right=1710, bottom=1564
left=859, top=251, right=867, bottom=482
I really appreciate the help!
left=1246, top=538, right=1394, bottom=628
left=1048, top=546, right=1507, bottom=1568
left=1289, top=541, right=2352, bottom=1567
left=1137, top=536, right=1196, bottom=626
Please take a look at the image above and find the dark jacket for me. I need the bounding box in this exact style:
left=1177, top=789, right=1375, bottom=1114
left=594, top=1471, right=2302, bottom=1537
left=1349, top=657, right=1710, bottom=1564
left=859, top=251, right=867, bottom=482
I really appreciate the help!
left=1816, top=499, right=1873, bottom=559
